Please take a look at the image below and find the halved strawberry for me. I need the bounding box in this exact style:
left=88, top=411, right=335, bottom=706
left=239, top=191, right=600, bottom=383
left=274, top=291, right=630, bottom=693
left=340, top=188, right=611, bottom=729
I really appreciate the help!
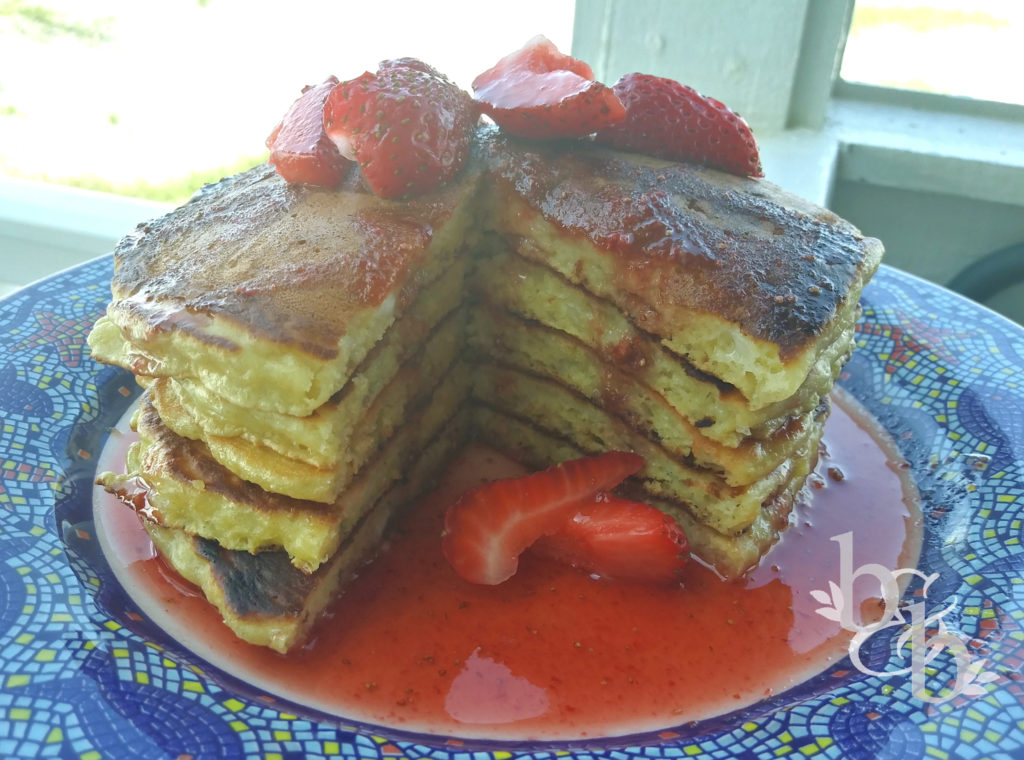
left=323, top=58, right=478, bottom=198
left=472, top=34, right=596, bottom=91
left=442, top=451, right=643, bottom=585
left=266, top=76, right=351, bottom=186
left=531, top=496, right=689, bottom=584
left=595, top=72, right=763, bottom=178
left=471, top=35, right=625, bottom=140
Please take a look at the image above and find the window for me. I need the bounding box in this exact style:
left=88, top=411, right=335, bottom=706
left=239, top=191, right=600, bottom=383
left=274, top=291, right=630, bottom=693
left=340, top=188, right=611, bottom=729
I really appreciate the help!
left=0, top=0, right=575, bottom=203
left=840, top=0, right=1024, bottom=106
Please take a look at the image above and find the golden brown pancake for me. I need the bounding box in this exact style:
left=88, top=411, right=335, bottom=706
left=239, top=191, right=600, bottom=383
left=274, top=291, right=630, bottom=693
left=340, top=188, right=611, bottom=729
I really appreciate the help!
left=91, top=127, right=883, bottom=649
left=470, top=305, right=840, bottom=487
left=89, top=161, right=481, bottom=416
left=101, top=365, right=468, bottom=574
left=146, top=259, right=465, bottom=473
left=480, top=133, right=883, bottom=409
left=141, top=412, right=467, bottom=653
left=149, top=307, right=464, bottom=503
left=472, top=241, right=852, bottom=446
left=471, top=363, right=820, bottom=535
left=471, top=402, right=823, bottom=579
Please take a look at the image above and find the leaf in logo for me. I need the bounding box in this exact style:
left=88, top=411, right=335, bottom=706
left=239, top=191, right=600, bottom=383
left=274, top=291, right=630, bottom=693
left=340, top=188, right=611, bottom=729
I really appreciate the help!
left=828, top=580, right=844, bottom=610
left=810, top=588, right=832, bottom=605
left=811, top=581, right=845, bottom=623
left=816, top=605, right=842, bottom=623
left=961, top=658, right=1000, bottom=698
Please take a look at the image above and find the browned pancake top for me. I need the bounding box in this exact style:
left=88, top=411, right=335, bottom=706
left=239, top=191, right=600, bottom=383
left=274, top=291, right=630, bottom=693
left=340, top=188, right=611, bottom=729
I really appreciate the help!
left=109, top=163, right=478, bottom=358
left=482, top=134, right=882, bottom=356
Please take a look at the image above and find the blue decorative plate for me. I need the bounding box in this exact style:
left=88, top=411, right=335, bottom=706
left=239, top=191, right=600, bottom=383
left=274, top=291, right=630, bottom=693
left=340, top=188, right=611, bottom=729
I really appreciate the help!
left=1, top=256, right=1022, bottom=759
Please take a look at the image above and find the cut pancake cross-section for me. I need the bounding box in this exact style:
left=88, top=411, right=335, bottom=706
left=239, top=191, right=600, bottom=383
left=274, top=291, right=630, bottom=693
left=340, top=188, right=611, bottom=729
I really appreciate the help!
left=89, top=129, right=883, bottom=651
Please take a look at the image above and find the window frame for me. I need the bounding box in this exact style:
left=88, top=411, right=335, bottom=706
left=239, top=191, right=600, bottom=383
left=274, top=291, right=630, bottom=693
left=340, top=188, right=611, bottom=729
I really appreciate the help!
left=571, top=0, right=1024, bottom=207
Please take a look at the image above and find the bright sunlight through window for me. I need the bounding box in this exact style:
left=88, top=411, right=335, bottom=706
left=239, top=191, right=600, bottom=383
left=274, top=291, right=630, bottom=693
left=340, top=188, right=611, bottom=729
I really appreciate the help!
left=840, top=0, right=1024, bottom=106
left=0, top=0, right=574, bottom=202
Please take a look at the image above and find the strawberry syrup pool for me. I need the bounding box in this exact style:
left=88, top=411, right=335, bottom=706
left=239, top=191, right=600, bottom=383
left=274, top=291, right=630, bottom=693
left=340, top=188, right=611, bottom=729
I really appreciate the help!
left=93, top=388, right=921, bottom=744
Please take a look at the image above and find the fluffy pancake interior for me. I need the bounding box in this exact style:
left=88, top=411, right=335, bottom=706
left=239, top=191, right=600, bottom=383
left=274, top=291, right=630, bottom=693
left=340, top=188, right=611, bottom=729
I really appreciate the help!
left=152, top=306, right=464, bottom=503
left=473, top=241, right=852, bottom=445
left=102, top=365, right=470, bottom=574
left=142, top=413, right=468, bottom=653
left=471, top=404, right=819, bottom=580
left=471, top=362, right=825, bottom=536
left=149, top=257, right=466, bottom=470
left=470, top=302, right=840, bottom=488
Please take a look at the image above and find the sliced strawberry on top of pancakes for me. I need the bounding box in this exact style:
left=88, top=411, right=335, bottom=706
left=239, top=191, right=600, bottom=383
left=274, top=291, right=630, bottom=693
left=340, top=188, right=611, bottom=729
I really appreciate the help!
left=323, top=58, right=479, bottom=198
left=472, top=35, right=625, bottom=140
left=266, top=76, right=351, bottom=186
left=596, top=72, right=763, bottom=177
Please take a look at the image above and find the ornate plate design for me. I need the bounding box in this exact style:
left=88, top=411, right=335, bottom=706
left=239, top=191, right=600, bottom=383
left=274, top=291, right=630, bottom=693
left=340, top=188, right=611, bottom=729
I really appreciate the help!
left=0, top=256, right=1021, bottom=759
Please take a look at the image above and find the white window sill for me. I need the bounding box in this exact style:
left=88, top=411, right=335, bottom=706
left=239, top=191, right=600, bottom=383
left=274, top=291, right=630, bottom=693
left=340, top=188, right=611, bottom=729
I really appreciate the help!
left=0, top=176, right=171, bottom=293
left=761, top=90, right=1024, bottom=210
left=758, top=129, right=839, bottom=207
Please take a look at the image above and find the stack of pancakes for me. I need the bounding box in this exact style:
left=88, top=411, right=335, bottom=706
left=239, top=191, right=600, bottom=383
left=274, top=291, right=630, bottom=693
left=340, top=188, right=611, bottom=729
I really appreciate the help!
left=90, top=132, right=883, bottom=651
left=470, top=137, right=880, bottom=578
left=91, top=165, right=482, bottom=652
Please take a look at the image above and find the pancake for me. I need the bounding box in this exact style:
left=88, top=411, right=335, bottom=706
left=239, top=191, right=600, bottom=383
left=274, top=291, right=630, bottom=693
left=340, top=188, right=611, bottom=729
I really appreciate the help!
left=89, top=162, right=482, bottom=417
left=147, top=258, right=466, bottom=473
left=473, top=241, right=854, bottom=446
left=470, top=305, right=839, bottom=487
left=471, top=363, right=825, bottom=535
left=471, top=403, right=822, bottom=579
left=100, top=365, right=468, bottom=574
left=91, top=127, right=883, bottom=650
left=480, top=134, right=883, bottom=410
left=150, top=307, right=464, bottom=502
left=141, top=413, right=467, bottom=653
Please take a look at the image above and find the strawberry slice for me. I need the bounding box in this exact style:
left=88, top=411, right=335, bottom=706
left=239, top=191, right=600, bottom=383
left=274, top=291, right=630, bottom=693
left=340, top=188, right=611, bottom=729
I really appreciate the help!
left=471, top=35, right=625, bottom=140
left=323, top=58, right=478, bottom=198
left=531, top=496, right=689, bottom=584
left=266, top=76, right=351, bottom=186
left=595, top=72, right=763, bottom=178
left=442, top=451, right=643, bottom=585
left=472, top=33, right=597, bottom=91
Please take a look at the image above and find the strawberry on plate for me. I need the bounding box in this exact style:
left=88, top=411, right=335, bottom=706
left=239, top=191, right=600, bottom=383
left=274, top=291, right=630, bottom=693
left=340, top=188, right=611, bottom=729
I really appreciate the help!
left=442, top=451, right=644, bottom=585
left=531, top=496, right=689, bottom=584
left=471, top=35, right=625, bottom=140
left=266, top=76, right=351, bottom=186
left=595, top=72, right=763, bottom=177
left=323, top=58, right=478, bottom=198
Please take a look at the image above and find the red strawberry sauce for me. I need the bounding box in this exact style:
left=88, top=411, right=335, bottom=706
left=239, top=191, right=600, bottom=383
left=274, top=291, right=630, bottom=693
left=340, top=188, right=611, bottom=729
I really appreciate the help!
left=94, top=388, right=920, bottom=743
